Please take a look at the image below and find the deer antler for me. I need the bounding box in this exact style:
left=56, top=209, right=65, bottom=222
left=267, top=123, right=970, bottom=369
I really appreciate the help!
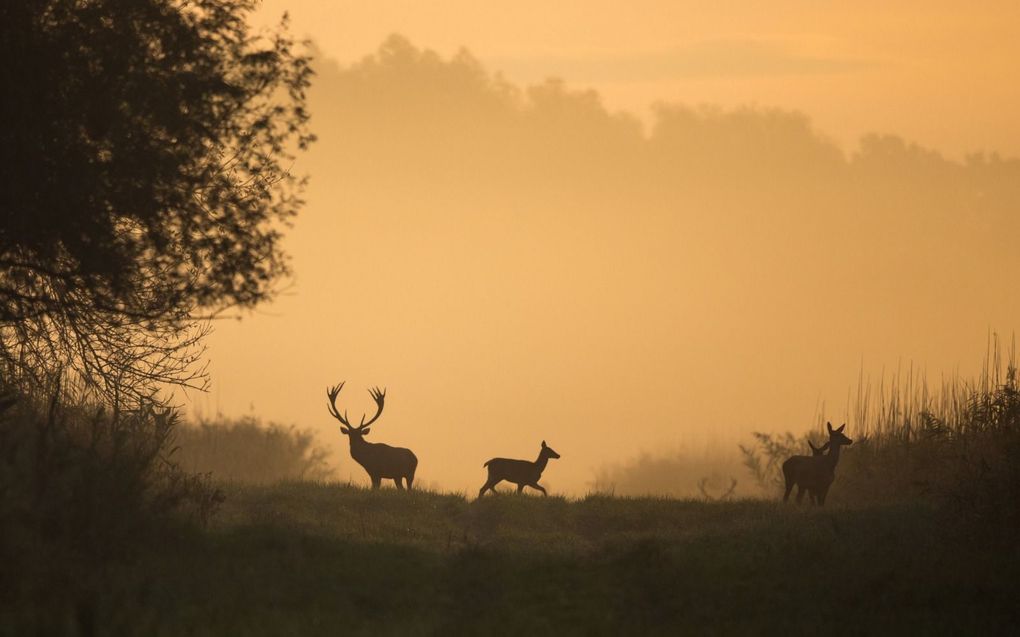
left=326, top=382, right=386, bottom=430
left=360, top=386, right=386, bottom=428
left=326, top=382, right=352, bottom=428
left=698, top=477, right=739, bottom=502
left=719, top=478, right=738, bottom=500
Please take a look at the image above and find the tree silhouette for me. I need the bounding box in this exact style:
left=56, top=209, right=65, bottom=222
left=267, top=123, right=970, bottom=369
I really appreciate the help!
left=0, top=0, right=313, bottom=399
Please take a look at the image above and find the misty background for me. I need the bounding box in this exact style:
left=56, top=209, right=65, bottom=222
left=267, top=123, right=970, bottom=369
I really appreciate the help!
left=185, top=33, right=1020, bottom=494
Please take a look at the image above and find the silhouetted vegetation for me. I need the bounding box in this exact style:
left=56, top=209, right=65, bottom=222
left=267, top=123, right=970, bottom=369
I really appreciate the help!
left=175, top=415, right=334, bottom=483
left=0, top=2, right=314, bottom=632
left=0, top=381, right=222, bottom=633
left=742, top=335, right=1020, bottom=525
left=0, top=0, right=313, bottom=401
left=3, top=16, right=1020, bottom=632
left=3, top=482, right=1014, bottom=635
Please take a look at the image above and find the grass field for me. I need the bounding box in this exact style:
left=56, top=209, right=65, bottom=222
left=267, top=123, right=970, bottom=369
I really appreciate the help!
left=47, top=482, right=1018, bottom=636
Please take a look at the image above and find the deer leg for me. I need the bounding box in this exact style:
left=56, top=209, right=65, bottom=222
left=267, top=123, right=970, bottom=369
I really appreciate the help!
left=818, top=486, right=829, bottom=506
left=530, top=483, right=547, bottom=496
left=516, top=483, right=525, bottom=494
left=783, top=480, right=794, bottom=502
left=394, top=477, right=405, bottom=490
left=479, top=478, right=499, bottom=497
left=406, top=474, right=414, bottom=490
left=795, top=485, right=805, bottom=504
left=370, top=476, right=382, bottom=490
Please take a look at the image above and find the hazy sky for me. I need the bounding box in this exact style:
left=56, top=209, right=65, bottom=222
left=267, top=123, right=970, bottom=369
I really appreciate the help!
left=187, top=2, right=1020, bottom=494
left=252, top=0, right=1020, bottom=158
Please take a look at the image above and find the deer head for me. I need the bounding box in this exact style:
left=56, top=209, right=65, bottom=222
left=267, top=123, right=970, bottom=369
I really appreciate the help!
left=540, top=440, right=561, bottom=459
left=826, top=422, right=853, bottom=446
left=808, top=440, right=830, bottom=456
left=326, top=382, right=385, bottom=439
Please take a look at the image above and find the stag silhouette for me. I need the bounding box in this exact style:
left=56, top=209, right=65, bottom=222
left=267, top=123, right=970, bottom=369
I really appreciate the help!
left=479, top=440, right=560, bottom=497
left=782, top=422, right=852, bottom=505
left=326, top=382, right=417, bottom=489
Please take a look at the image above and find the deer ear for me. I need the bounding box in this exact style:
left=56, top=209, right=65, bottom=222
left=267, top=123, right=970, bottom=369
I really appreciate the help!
left=361, top=427, right=371, bottom=436
left=542, top=440, right=547, bottom=447
left=340, top=427, right=350, bottom=435
left=826, top=421, right=834, bottom=433
left=837, top=423, right=846, bottom=433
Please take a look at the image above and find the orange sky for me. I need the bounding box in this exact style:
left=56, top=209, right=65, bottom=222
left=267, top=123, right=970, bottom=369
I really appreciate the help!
left=184, top=2, right=1020, bottom=494
left=253, top=0, right=1020, bottom=158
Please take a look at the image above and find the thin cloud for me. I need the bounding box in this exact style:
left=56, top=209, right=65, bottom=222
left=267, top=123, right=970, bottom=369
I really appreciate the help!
left=490, top=38, right=875, bottom=83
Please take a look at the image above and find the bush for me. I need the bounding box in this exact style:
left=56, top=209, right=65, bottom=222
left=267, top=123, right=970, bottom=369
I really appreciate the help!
left=0, top=378, right=222, bottom=631
left=174, top=416, right=334, bottom=483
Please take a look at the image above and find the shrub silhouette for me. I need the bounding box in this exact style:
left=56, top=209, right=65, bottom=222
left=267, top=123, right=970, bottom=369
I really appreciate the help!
left=0, top=379, right=222, bottom=631
left=174, top=416, right=334, bottom=483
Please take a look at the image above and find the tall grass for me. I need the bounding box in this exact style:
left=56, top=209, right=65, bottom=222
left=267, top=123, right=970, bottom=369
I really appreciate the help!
left=843, top=334, right=1015, bottom=442
left=741, top=334, right=1020, bottom=524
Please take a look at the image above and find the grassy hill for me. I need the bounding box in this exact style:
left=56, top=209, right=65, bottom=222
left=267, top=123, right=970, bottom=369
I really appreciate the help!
left=58, top=482, right=1019, bottom=636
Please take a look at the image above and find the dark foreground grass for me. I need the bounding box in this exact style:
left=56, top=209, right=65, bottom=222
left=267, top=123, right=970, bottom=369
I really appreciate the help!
left=14, top=483, right=1020, bottom=636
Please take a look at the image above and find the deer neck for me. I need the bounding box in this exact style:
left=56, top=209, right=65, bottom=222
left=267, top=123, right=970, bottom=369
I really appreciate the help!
left=349, top=433, right=371, bottom=456
left=534, top=451, right=550, bottom=472
left=825, top=442, right=843, bottom=469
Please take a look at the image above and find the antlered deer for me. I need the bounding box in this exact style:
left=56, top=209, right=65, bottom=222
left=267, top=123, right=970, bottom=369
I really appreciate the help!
left=478, top=440, right=560, bottom=497
left=326, top=382, right=418, bottom=489
left=782, top=422, right=852, bottom=505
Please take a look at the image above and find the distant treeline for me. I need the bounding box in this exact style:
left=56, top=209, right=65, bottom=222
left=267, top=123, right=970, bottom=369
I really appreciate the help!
left=314, top=36, right=1020, bottom=299
left=318, top=36, right=1020, bottom=248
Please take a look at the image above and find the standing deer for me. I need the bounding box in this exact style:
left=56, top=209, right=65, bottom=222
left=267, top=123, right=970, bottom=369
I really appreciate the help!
left=782, top=422, right=852, bottom=505
left=478, top=440, right=560, bottom=497
left=326, top=382, right=418, bottom=490
left=808, top=440, right=830, bottom=456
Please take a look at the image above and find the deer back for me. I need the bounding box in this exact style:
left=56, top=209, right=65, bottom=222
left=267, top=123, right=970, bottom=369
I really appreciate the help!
left=484, top=457, right=542, bottom=483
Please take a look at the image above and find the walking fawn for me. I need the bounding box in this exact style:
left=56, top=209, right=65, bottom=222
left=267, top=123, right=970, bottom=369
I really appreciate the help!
left=326, top=382, right=418, bottom=489
left=479, top=441, right=560, bottom=496
left=782, top=422, right=852, bottom=505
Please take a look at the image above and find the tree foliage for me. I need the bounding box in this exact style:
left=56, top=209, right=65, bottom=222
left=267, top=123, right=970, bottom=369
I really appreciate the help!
left=0, top=0, right=313, bottom=398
